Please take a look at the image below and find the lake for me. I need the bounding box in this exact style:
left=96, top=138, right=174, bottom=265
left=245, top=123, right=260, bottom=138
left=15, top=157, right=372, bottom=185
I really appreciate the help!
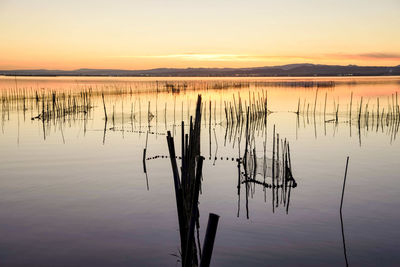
left=1, top=76, right=400, bottom=266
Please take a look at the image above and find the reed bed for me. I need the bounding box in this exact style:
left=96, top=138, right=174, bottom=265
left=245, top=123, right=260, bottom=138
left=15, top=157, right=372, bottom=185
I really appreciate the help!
left=294, top=90, right=400, bottom=143
left=1, top=81, right=399, bottom=145
left=0, top=79, right=335, bottom=102
left=237, top=103, right=297, bottom=217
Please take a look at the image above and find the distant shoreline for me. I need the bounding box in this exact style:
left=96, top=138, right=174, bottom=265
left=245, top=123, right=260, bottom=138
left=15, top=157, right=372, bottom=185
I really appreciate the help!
left=1, top=64, right=399, bottom=77
left=1, top=74, right=400, bottom=78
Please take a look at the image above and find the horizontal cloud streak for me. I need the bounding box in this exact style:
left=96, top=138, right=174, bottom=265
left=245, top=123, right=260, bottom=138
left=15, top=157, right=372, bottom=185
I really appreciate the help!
left=108, top=52, right=400, bottom=65
left=328, top=53, right=400, bottom=61
left=108, top=54, right=321, bottom=62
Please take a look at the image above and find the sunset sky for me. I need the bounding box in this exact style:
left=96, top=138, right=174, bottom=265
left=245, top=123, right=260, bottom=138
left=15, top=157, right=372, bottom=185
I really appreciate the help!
left=1, top=0, right=399, bottom=70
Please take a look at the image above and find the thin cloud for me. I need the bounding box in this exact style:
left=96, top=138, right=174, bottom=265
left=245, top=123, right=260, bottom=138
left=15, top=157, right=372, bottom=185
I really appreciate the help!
left=108, top=54, right=318, bottom=62
left=107, top=52, right=400, bottom=64
left=328, top=53, right=400, bottom=61
left=359, top=53, right=400, bottom=59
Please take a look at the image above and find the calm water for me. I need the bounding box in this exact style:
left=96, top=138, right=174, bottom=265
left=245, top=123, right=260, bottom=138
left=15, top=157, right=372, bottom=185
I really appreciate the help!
left=1, top=76, right=400, bottom=266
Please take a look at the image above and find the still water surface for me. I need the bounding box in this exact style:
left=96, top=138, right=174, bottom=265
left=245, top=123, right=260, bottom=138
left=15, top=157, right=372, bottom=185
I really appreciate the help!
left=1, top=76, right=400, bottom=266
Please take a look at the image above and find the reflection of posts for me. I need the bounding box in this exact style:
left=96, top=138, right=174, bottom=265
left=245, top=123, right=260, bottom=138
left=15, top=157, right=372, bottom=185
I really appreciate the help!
left=143, top=132, right=149, bottom=190
left=143, top=131, right=149, bottom=173
left=102, top=119, right=107, bottom=145
left=238, top=123, right=297, bottom=217
left=142, top=148, right=147, bottom=173
left=340, top=157, right=350, bottom=267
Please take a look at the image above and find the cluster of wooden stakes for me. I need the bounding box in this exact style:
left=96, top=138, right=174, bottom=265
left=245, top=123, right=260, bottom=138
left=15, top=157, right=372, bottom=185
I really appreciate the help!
left=166, top=95, right=219, bottom=267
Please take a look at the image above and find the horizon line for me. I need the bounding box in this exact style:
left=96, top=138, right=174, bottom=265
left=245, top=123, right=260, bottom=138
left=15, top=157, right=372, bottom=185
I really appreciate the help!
left=1, top=63, right=400, bottom=72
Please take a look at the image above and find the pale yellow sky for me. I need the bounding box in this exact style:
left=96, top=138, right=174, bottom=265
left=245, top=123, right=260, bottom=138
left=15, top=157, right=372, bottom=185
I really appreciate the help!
left=0, top=0, right=399, bottom=70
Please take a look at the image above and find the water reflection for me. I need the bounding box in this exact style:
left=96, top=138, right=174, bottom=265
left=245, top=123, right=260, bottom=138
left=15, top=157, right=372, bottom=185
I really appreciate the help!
left=1, top=77, right=400, bottom=266
left=1, top=83, right=399, bottom=146
left=143, top=96, right=299, bottom=219
left=340, top=157, right=350, bottom=267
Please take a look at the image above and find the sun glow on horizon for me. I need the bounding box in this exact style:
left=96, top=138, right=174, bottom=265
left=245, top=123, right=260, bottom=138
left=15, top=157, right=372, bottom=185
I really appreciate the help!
left=0, top=0, right=399, bottom=70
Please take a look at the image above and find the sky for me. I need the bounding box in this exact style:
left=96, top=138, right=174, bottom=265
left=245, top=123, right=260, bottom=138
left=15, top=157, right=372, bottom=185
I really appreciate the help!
left=0, top=0, right=399, bottom=70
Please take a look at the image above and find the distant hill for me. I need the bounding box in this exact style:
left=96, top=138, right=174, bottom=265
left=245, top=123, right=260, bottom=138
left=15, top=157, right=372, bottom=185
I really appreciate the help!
left=1, top=64, right=400, bottom=77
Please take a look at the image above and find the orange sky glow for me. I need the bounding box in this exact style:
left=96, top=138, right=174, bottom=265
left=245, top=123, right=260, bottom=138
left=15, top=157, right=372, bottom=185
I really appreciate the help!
left=0, top=0, right=399, bottom=70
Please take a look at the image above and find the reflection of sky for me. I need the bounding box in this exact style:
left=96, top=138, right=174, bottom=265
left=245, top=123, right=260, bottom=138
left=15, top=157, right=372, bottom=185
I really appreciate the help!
left=1, top=77, right=400, bottom=266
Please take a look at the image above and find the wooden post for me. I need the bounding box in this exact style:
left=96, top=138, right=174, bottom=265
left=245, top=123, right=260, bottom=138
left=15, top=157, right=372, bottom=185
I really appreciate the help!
left=340, top=156, right=350, bottom=212
left=184, top=156, right=204, bottom=267
left=340, top=156, right=350, bottom=267
left=199, top=213, right=220, bottom=267
left=166, top=131, right=186, bottom=259
left=102, top=93, right=107, bottom=121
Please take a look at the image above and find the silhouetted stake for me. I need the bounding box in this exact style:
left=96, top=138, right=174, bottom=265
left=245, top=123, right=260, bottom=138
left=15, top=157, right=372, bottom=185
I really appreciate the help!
left=324, top=92, right=327, bottom=122
left=166, top=131, right=186, bottom=259
left=199, top=213, right=220, bottom=267
left=181, top=121, right=187, bottom=192
left=42, top=94, right=46, bottom=140
left=214, top=100, right=216, bottom=125
left=349, top=92, right=353, bottom=122
left=143, top=131, right=149, bottom=173
left=163, top=95, right=220, bottom=266
left=237, top=138, right=241, bottom=217
left=336, top=102, right=339, bottom=123
left=233, top=94, right=238, bottom=121
left=276, top=133, right=280, bottom=207
left=112, top=105, right=115, bottom=129
left=296, top=98, right=300, bottom=115
left=147, top=101, right=151, bottom=129
left=340, top=156, right=350, bottom=267
left=213, top=129, right=218, bottom=166
left=272, top=124, right=275, bottom=213
left=377, top=98, right=380, bottom=128
left=313, top=88, right=318, bottom=117
left=340, top=157, right=349, bottom=212
left=144, top=170, right=149, bottom=191
left=392, top=94, right=395, bottom=118
left=286, top=143, right=293, bottom=214
left=283, top=140, right=287, bottom=203
left=224, top=101, right=228, bottom=125
left=103, top=119, right=107, bottom=145
left=244, top=107, right=250, bottom=219
left=286, top=179, right=292, bottom=214
left=184, top=156, right=204, bottom=267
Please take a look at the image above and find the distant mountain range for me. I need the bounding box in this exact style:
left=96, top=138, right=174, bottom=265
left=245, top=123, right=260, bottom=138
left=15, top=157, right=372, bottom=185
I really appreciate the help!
left=1, top=64, right=400, bottom=77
